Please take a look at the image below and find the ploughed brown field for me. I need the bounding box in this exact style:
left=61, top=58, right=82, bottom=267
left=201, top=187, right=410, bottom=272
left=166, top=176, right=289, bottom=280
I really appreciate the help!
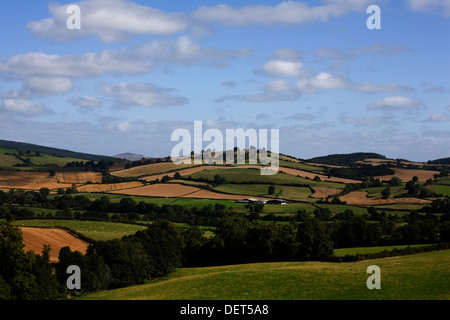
left=109, top=183, right=265, bottom=200
left=20, top=227, right=89, bottom=262
left=0, top=171, right=72, bottom=190
left=311, top=187, right=342, bottom=198
left=339, top=191, right=432, bottom=206
left=55, top=172, right=102, bottom=184
left=0, top=171, right=103, bottom=190
left=378, top=168, right=440, bottom=182
left=77, top=181, right=144, bottom=193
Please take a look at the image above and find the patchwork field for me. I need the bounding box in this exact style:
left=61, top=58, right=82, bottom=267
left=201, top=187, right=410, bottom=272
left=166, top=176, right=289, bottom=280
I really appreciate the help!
left=15, top=220, right=148, bottom=242
left=109, top=183, right=265, bottom=201
left=20, top=227, right=89, bottom=262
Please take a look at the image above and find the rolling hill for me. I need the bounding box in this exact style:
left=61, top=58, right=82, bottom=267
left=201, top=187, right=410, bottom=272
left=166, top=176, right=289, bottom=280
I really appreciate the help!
left=0, top=139, right=115, bottom=162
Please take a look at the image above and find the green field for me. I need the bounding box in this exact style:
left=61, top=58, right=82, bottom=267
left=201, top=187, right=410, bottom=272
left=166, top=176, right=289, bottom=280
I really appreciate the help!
left=12, top=220, right=147, bottom=241
left=279, top=160, right=325, bottom=174
left=0, top=148, right=92, bottom=170
left=214, top=184, right=314, bottom=202
left=333, top=244, right=433, bottom=257
left=81, top=249, right=450, bottom=300
left=189, top=168, right=344, bottom=188
left=432, top=184, right=450, bottom=196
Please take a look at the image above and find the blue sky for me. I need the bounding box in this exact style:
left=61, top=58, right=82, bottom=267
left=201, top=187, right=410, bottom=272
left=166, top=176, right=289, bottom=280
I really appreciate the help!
left=0, top=0, right=449, bottom=161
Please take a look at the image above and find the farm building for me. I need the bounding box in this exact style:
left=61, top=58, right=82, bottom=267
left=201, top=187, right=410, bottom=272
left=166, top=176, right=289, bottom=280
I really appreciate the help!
left=266, top=199, right=287, bottom=205
left=236, top=198, right=268, bottom=204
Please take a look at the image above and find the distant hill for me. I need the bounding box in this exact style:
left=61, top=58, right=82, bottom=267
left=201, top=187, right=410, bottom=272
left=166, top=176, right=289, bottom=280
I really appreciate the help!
left=307, top=152, right=386, bottom=166
left=428, top=157, right=450, bottom=165
left=114, top=153, right=145, bottom=161
left=0, top=139, right=115, bottom=162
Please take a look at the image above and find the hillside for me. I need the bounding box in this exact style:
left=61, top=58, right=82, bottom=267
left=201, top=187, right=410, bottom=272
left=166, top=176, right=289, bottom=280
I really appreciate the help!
left=81, top=249, right=450, bottom=300
left=428, top=157, right=450, bottom=165
left=307, top=152, right=387, bottom=166
left=0, top=139, right=114, bottom=162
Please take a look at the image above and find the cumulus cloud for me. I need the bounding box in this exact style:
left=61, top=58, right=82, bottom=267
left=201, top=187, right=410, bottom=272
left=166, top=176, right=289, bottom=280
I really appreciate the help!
left=25, top=77, right=73, bottom=95
left=99, top=82, right=189, bottom=109
left=27, top=0, right=189, bottom=42
left=133, top=36, right=252, bottom=67
left=427, top=112, right=450, bottom=122
left=1, top=99, right=50, bottom=116
left=191, top=0, right=374, bottom=26
left=0, top=51, right=153, bottom=78
left=264, top=80, right=293, bottom=92
left=406, top=0, right=450, bottom=16
left=71, top=96, right=103, bottom=110
left=339, top=113, right=395, bottom=127
left=352, top=82, right=415, bottom=93
left=259, top=60, right=303, bottom=78
left=297, top=72, right=348, bottom=93
left=367, top=96, right=423, bottom=111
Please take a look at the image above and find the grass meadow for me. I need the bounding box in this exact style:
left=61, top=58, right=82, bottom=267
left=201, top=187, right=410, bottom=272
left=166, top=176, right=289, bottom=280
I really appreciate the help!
left=81, top=249, right=450, bottom=300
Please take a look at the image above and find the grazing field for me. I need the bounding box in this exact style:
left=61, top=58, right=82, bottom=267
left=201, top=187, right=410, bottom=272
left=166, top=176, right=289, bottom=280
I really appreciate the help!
left=213, top=184, right=313, bottom=202
left=333, top=244, right=433, bottom=257
left=111, top=162, right=198, bottom=178
left=19, top=227, right=89, bottom=262
left=0, top=171, right=72, bottom=190
left=429, top=184, right=450, bottom=196
left=0, top=153, right=23, bottom=169
left=14, top=220, right=148, bottom=242
left=189, top=168, right=345, bottom=189
left=277, top=167, right=360, bottom=184
left=141, top=165, right=263, bottom=182
left=81, top=249, right=450, bottom=300
left=109, top=183, right=202, bottom=197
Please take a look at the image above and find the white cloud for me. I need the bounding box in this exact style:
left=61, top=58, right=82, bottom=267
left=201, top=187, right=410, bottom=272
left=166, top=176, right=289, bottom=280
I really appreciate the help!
left=264, top=80, right=292, bottom=92
left=367, top=96, right=423, bottom=111
left=25, top=77, right=73, bottom=95
left=297, top=72, right=348, bottom=93
left=0, top=51, right=153, bottom=78
left=134, top=36, right=252, bottom=67
left=2, top=99, right=50, bottom=116
left=99, top=82, right=189, bottom=108
left=191, top=0, right=374, bottom=26
left=339, top=113, right=395, bottom=127
left=427, top=112, right=450, bottom=122
left=352, top=82, right=415, bottom=93
left=71, top=96, right=103, bottom=109
left=406, top=0, right=450, bottom=16
left=260, top=60, right=303, bottom=78
left=28, top=0, right=189, bottom=42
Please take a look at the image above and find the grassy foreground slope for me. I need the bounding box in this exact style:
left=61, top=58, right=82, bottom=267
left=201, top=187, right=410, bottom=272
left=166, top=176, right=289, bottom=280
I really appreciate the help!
left=82, top=249, right=450, bottom=300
